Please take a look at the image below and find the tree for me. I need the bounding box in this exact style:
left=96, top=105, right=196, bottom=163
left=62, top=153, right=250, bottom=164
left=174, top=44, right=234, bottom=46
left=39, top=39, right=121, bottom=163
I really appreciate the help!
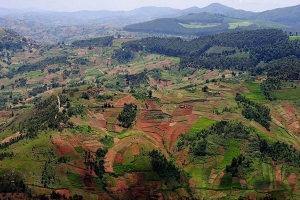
left=148, top=90, right=153, bottom=98
left=117, top=103, right=137, bottom=128
left=202, top=85, right=209, bottom=92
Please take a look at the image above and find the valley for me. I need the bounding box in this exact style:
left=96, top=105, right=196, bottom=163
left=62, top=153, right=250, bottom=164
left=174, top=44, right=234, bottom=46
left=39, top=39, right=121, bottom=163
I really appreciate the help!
left=0, top=4, right=300, bottom=199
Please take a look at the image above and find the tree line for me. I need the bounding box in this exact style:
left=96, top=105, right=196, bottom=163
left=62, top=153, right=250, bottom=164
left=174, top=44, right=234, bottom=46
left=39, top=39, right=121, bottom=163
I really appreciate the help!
left=177, top=120, right=251, bottom=156
left=71, top=36, right=113, bottom=48
left=235, top=93, right=271, bottom=130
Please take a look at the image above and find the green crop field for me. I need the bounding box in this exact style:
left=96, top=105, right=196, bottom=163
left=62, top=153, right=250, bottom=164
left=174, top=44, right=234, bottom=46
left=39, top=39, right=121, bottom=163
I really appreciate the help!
left=244, top=82, right=266, bottom=103
left=206, top=46, right=235, bottom=54
left=187, top=117, right=217, bottom=136
left=228, top=21, right=253, bottom=29
left=289, top=36, right=300, bottom=41
left=67, top=173, right=84, bottom=188
left=218, top=140, right=241, bottom=169
left=118, top=131, right=131, bottom=139
left=270, top=87, right=300, bottom=100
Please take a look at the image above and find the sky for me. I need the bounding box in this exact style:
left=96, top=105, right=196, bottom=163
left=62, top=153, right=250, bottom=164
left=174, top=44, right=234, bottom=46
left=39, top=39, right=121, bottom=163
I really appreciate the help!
left=1, top=0, right=299, bottom=12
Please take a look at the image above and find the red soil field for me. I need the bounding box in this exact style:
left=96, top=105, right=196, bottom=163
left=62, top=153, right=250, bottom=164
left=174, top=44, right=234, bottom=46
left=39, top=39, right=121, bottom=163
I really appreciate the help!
left=52, top=137, right=78, bottom=157
left=131, top=143, right=140, bottom=156
left=288, top=173, right=297, bottom=186
left=55, top=189, right=70, bottom=198
left=114, top=95, right=138, bottom=108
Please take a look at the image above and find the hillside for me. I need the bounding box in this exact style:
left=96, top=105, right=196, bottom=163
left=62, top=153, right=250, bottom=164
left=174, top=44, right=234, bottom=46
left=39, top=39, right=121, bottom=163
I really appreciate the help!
left=124, top=13, right=288, bottom=36
left=1, top=29, right=300, bottom=199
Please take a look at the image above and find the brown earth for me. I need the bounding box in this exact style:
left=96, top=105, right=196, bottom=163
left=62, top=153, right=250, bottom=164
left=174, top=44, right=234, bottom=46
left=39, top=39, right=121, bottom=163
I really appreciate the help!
left=52, top=137, right=78, bottom=157
left=55, top=189, right=70, bottom=198
left=1, top=132, right=21, bottom=144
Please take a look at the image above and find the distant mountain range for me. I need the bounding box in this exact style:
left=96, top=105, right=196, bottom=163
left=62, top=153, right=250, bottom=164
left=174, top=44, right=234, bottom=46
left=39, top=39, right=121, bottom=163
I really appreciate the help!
left=0, top=3, right=299, bottom=43
left=0, top=3, right=299, bottom=26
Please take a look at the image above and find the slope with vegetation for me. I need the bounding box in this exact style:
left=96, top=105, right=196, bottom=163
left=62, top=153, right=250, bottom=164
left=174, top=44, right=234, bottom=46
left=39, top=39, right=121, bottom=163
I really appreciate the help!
left=0, top=29, right=300, bottom=199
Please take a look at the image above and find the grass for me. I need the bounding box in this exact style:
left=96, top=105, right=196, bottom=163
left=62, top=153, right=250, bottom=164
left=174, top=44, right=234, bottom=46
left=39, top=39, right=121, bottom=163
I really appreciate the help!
left=112, top=41, right=122, bottom=47
left=289, top=36, right=300, bottom=41
left=66, top=172, right=84, bottom=188
left=74, top=125, right=91, bottom=134
left=270, top=87, right=300, bottom=100
left=74, top=146, right=85, bottom=154
left=244, top=82, right=266, bottom=103
left=118, top=131, right=131, bottom=139
left=179, top=23, right=219, bottom=29
left=99, top=135, right=114, bottom=148
left=113, top=155, right=151, bottom=175
left=218, top=140, right=241, bottom=169
left=169, top=57, right=180, bottom=63
left=187, top=117, right=217, bottom=136
left=228, top=21, right=253, bottom=29
left=184, top=164, right=208, bottom=188
left=255, top=128, right=277, bottom=144
left=206, top=46, right=235, bottom=54
left=219, top=172, right=233, bottom=188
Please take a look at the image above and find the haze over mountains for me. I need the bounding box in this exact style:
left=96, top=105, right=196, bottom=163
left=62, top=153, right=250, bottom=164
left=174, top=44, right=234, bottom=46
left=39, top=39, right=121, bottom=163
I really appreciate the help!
left=0, top=3, right=299, bottom=43
left=1, top=3, right=300, bottom=26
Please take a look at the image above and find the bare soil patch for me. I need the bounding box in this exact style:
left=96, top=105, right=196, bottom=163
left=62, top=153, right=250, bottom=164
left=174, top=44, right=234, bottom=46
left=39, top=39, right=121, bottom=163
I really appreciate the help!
left=55, top=189, right=70, bottom=198
left=288, top=173, right=297, bottom=186
left=52, top=137, right=77, bottom=157
left=1, top=132, right=21, bottom=144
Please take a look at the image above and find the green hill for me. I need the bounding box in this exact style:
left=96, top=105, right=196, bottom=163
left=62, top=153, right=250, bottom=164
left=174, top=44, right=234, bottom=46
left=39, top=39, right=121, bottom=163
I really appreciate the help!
left=124, top=13, right=289, bottom=36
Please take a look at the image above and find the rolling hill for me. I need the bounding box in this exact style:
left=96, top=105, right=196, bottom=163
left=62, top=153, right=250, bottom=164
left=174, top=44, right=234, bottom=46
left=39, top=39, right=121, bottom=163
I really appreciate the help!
left=124, top=12, right=288, bottom=36
left=0, top=28, right=300, bottom=199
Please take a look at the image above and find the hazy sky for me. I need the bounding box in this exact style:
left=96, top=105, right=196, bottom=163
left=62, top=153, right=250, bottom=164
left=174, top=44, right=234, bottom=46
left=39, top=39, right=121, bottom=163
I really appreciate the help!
left=1, top=0, right=299, bottom=12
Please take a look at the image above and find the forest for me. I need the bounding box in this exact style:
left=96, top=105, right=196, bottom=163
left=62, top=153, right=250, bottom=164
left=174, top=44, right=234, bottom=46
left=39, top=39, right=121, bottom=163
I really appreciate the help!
left=235, top=93, right=271, bottom=130
left=115, top=29, right=300, bottom=78
left=71, top=36, right=114, bottom=48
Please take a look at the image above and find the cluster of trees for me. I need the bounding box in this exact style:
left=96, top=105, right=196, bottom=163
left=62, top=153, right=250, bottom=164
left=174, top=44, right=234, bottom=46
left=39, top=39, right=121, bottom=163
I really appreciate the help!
left=41, top=161, right=55, bottom=187
left=177, top=120, right=251, bottom=156
left=0, top=133, right=27, bottom=150
left=71, top=36, right=113, bottom=48
left=112, top=48, right=134, bottom=63
left=235, top=93, right=271, bottom=130
left=94, top=94, right=113, bottom=102
left=265, top=56, right=300, bottom=80
left=17, top=95, right=69, bottom=135
left=0, top=172, right=29, bottom=193
left=47, top=67, right=60, bottom=74
left=14, top=77, right=27, bottom=87
left=0, top=152, right=14, bottom=160
left=260, top=140, right=300, bottom=166
left=250, top=40, right=300, bottom=65
left=117, top=103, right=137, bottom=128
left=124, top=71, right=149, bottom=87
left=74, top=57, right=88, bottom=65
left=180, top=55, right=251, bottom=70
left=16, top=56, right=69, bottom=74
left=29, top=84, right=48, bottom=97
left=0, top=30, right=30, bottom=53
left=260, top=78, right=281, bottom=100
left=94, top=148, right=108, bottom=178
left=226, top=154, right=250, bottom=177
left=149, top=150, right=181, bottom=182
